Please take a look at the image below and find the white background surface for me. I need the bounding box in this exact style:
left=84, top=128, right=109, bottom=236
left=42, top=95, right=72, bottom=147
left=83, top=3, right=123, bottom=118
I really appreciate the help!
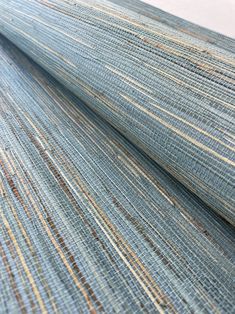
left=142, top=0, right=235, bottom=38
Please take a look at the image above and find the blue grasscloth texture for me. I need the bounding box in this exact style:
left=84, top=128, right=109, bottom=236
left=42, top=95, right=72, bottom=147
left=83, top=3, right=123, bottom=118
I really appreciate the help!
left=0, top=0, right=235, bottom=313
left=110, top=0, right=235, bottom=53
left=0, top=0, right=234, bottom=225
left=0, top=35, right=234, bottom=314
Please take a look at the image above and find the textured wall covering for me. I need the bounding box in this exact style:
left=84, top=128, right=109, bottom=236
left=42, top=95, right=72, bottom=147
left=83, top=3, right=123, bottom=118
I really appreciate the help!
left=0, top=35, right=235, bottom=314
left=109, top=0, right=235, bottom=52
left=0, top=0, right=234, bottom=225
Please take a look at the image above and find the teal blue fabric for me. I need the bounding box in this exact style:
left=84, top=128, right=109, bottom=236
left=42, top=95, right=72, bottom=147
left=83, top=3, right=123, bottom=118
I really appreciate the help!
left=0, top=0, right=234, bottom=225
left=0, top=35, right=234, bottom=314
left=0, top=0, right=235, bottom=313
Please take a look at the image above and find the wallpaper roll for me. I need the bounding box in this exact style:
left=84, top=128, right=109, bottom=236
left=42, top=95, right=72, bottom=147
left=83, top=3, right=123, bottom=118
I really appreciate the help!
left=1, top=35, right=235, bottom=313
left=110, top=0, right=235, bottom=53
left=0, top=0, right=234, bottom=225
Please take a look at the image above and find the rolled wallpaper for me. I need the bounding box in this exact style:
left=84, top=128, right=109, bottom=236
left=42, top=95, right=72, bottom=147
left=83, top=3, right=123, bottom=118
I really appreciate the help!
left=0, top=0, right=234, bottom=225
left=1, top=35, right=234, bottom=313
left=109, top=0, right=235, bottom=53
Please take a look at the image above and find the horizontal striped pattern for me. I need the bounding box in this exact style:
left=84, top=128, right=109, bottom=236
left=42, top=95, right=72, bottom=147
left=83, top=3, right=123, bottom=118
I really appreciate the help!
left=0, top=0, right=234, bottom=224
left=0, top=35, right=235, bottom=313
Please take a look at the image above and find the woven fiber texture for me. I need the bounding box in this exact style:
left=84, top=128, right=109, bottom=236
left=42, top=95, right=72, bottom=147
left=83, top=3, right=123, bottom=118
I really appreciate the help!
left=1, top=35, right=235, bottom=313
left=109, top=0, right=235, bottom=53
left=0, top=0, right=234, bottom=225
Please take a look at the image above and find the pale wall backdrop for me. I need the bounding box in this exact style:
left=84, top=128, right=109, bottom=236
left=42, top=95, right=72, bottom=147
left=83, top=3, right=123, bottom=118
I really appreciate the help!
left=143, top=0, right=235, bottom=38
